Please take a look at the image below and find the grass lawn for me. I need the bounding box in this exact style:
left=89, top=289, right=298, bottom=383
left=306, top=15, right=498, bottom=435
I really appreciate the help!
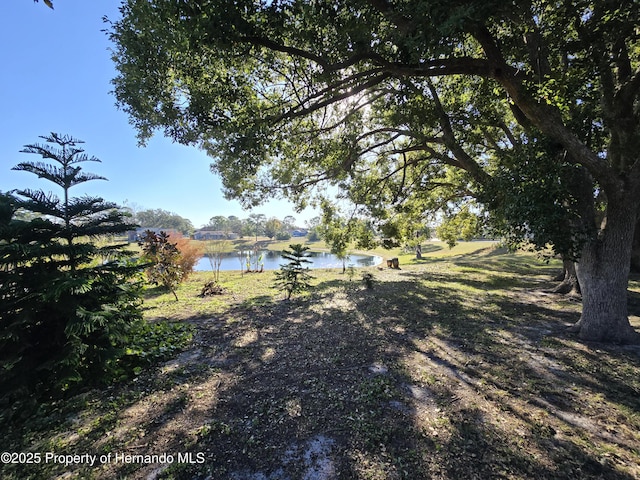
left=3, top=243, right=640, bottom=479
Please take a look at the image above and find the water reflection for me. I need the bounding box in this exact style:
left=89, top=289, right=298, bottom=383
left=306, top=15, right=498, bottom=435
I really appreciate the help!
left=195, top=250, right=382, bottom=271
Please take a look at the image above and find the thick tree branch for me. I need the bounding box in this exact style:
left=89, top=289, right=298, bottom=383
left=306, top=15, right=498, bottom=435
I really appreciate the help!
left=617, top=66, right=640, bottom=108
left=471, top=24, right=618, bottom=191
left=426, top=81, right=491, bottom=185
left=358, top=134, right=404, bottom=157
left=498, top=120, right=520, bottom=147
left=245, top=34, right=397, bottom=74
left=242, top=35, right=330, bottom=69
left=244, top=30, right=521, bottom=82
left=613, top=37, right=633, bottom=85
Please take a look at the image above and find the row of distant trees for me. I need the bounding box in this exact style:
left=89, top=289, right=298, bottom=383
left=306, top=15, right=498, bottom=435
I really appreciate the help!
left=123, top=209, right=311, bottom=241
left=120, top=199, right=494, bottom=253
left=123, top=206, right=195, bottom=236
left=205, top=213, right=304, bottom=240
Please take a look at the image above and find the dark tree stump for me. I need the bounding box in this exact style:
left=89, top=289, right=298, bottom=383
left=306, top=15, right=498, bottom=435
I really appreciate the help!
left=386, top=258, right=400, bottom=269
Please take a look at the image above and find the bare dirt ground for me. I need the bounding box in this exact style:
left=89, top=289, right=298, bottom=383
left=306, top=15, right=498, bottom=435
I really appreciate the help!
left=4, top=252, right=640, bottom=479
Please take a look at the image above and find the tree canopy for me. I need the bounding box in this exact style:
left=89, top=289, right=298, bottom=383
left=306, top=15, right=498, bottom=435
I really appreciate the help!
left=109, top=1, right=640, bottom=343
left=133, top=208, right=194, bottom=235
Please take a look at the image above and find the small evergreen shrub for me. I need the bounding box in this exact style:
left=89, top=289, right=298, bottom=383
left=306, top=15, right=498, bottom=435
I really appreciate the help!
left=346, top=264, right=356, bottom=281
left=362, top=272, right=375, bottom=289
left=273, top=244, right=314, bottom=300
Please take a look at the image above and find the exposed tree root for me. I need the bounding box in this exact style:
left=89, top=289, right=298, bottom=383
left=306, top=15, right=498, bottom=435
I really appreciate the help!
left=549, top=278, right=581, bottom=296
left=548, top=259, right=580, bottom=296
left=567, top=318, right=640, bottom=344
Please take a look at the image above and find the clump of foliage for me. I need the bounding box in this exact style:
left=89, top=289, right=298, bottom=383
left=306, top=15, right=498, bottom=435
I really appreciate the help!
left=318, top=207, right=351, bottom=274
left=481, top=137, right=591, bottom=259
left=140, top=231, right=182, bottom=300
left=275, top=230, right=292, bottom=240
left=139, top=231, right=203, bottom=300
left=361, top=272, right=375, bottom=290
left=263, top=217, right=283, bottom=239
left=0, top=133, right=143, bottom=410
left=172, top=234, right=204, bottom=277
left=273, top=244, right=314, bottom=300
left=318, top=202, right=379, bottom=273
left=306, top=225, right=321, bottom=242
left=111, top=320, right=193, bottom=380
left=435, top=205, right=482, bottom=249
left=132, top=208, right=195, bottom=236
left=346, top=264, right=356, bottom=282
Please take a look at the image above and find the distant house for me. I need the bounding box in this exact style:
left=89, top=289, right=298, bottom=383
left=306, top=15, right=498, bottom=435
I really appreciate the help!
left=127, top=228, right=182, bottom=243
left=192, top=229, right=239, bottom=241
left=291, top=229, right=308, bottom=237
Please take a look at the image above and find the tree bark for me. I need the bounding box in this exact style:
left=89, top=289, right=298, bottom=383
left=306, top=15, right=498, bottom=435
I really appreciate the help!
left=631, top=220, right=640, bottom=273
left=572, top=199, right=640, bottom=343
left=551, top=257, right=580, bottom=295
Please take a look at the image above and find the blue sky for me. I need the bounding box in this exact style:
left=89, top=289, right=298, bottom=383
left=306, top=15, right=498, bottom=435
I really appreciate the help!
left=0, top=1, right=315, bottom=228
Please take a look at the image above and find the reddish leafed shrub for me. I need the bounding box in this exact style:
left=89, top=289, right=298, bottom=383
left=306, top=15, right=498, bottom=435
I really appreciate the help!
left=168, top=233, right=204, bottom=279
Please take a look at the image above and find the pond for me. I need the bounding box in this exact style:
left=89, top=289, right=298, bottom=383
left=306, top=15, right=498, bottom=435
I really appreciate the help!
left=194, top=250, right=383, bottom=271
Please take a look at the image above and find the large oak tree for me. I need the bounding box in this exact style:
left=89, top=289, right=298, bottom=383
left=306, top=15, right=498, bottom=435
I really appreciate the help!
left=108, top=0, right=640, bottom=343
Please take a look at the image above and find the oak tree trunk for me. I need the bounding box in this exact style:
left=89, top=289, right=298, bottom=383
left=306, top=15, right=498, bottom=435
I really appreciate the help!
left=573, top=200, right=640, bottom=343
left=551, top=257, right=580, bottom=295
left=631, top=220, right=640, bottom=273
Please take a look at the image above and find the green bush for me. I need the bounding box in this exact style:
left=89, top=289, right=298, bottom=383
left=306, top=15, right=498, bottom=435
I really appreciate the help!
left=138, top=230, right=184, bottom=301
left=107, top=320, right=193, bottom=381
left=275, top=230, right=292, bottom=240
left=362, top=272, right=375, bottom=289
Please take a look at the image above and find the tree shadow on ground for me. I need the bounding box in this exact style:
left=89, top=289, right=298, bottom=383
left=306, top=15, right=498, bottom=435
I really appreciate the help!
left=5, top=258, right=640, bottom=479
left=141, top=284, right=172, bottom=299
left=450, top=252, right=560, bottom=277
